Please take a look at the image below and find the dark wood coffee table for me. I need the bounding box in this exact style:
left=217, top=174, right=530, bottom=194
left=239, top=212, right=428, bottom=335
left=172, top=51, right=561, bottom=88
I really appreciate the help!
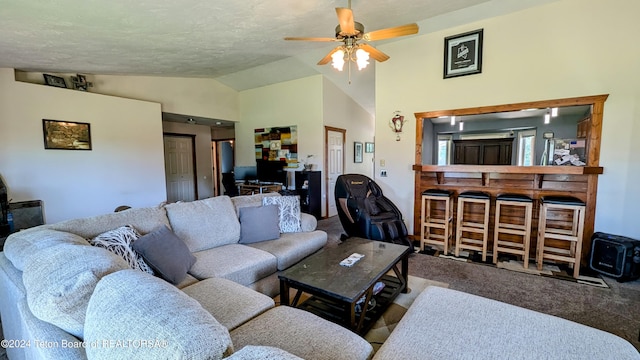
left=278, top=237, right=410, bottom=334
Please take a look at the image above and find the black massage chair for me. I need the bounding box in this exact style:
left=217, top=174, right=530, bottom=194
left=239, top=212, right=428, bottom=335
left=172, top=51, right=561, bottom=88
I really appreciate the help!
left=334, top=174, right=413, bottom=251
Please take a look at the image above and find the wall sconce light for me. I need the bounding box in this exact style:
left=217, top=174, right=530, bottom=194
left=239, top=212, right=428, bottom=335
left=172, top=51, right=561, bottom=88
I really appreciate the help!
left=450, top=115, right=456, bottom=126
left=459, top=121, right=464, bottom=131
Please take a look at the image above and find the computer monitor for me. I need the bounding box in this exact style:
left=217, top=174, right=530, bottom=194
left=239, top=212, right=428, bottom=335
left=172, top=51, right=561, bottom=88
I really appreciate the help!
left=233, top=166, right=257, bottom=181
left=256, top=159, right=287, bottom=184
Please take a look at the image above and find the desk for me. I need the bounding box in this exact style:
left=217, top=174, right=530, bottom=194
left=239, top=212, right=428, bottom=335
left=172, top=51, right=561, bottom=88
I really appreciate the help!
left=238, top=183, right=282, bottom=195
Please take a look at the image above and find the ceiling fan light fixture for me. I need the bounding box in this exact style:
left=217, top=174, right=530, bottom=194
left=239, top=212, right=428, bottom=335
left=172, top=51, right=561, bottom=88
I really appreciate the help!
left=355, top=48, right=369, bottom=70
left=331, top=49, right=345, bottom=71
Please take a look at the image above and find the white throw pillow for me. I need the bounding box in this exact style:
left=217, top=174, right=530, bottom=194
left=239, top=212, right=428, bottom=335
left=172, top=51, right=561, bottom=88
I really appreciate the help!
left=262, top=196, right=301, bottom=233
left=89, top=225, right=154, bottom=275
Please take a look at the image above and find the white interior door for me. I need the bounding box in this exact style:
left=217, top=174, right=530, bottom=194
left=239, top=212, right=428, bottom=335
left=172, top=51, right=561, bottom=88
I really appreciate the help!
left=164, top=135, right=196, bottom=203
left=327, top=129, right=344, bottom=217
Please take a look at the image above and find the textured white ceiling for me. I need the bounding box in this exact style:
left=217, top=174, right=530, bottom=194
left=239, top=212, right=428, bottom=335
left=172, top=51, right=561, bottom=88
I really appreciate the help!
left=0, top=0, right=557, bottom=116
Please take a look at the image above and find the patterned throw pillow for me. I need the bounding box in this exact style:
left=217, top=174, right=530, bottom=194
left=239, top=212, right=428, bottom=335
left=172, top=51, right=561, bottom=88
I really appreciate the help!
left=262, top=196, right=301, bottom=233
left=89, top=225, right=154, bottom=274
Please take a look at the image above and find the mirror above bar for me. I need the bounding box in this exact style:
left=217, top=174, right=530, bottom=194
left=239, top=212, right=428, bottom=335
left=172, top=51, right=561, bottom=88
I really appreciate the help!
left=414, top=94, right=608, bottom=169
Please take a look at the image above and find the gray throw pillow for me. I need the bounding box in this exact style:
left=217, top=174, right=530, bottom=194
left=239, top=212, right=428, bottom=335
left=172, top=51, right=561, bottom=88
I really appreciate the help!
left=132, top=226, right=196, bottom=284
left=239, top=205, right=280, bottom=244
left=262, top=196, right=302, bottom=233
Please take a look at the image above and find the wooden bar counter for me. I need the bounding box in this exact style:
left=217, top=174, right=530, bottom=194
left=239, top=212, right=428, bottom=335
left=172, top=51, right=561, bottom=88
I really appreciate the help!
left=412, top=165, right=603, bottom=266
left=412, top=94, right=609, bottom=268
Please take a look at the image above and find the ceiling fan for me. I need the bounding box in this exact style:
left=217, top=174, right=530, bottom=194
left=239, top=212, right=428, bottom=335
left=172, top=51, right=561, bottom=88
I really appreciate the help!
left=284, top=1, right=419, bottom=75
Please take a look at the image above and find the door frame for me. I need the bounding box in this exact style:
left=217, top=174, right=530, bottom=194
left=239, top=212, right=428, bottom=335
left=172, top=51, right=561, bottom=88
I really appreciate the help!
left=324, top=126, right=346, bottom=218
left=163, top=133, right=198, bottom=201
left=213, top=138, right=235, bottom=197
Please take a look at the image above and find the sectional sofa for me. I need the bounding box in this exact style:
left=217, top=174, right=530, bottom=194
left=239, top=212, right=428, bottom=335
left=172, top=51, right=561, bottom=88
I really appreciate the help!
left=2, top=191, right=638, bottom=360
left=0, top=193, right=373, bottom=360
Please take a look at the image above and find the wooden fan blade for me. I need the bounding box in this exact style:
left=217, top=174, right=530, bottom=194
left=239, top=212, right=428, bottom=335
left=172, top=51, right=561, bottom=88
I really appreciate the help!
left=359, top=44, right=390, bottom=62
left=284, top=37, right=337, bottom=42
left=336, top=7, right=356, bottom=36
left=363, top=23, right=419, bottom=41
left=317, top=47, right=342, bottom=65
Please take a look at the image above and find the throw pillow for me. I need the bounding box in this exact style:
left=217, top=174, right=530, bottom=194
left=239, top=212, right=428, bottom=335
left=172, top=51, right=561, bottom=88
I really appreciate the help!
left=89, top=225, right=154, bottom=275
left=262, top=196, right=301, bottom=233
left=132, top=225, right=196, bottom=284
left=238, top=205, right=280, bottom=244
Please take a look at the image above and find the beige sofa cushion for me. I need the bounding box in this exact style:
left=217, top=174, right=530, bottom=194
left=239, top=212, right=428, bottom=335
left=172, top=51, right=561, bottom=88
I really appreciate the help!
left=3, top=228, right=90, bottom=271
left=247, top=230, right=327, bottom=270
left=189, top=244, right=277, bottom=286
left=165, top=196, right=241, bottom=252
left=47, top=206, right=170, bottom=238
left=373, top=286, right=640, bottom=360
left=85, top=269, right=233, bottom=360
left=230, top=192, right=280, bottom=215
left=23, top=243, right=129, bottom=339
left=299, top=213, right=318, bottom=232
left=226, top=346, right=303, bottom=359
left=182, top=277, right=275, bottom=330
left=17, top=300, right=87, bottom=360
left=230, top=306, right=373, bottom=360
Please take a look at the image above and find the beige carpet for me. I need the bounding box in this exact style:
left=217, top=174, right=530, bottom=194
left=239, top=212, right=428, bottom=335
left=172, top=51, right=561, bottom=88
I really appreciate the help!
left=364, top=275, right=448, bottom=353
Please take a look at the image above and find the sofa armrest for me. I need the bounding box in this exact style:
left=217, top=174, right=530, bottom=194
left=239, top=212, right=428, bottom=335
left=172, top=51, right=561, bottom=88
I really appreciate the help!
left=299, top=213, right=317, bottom=232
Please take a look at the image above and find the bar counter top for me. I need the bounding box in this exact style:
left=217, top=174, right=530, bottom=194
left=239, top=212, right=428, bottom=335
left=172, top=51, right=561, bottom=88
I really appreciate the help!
left=412, top=165, right=603, bottom=175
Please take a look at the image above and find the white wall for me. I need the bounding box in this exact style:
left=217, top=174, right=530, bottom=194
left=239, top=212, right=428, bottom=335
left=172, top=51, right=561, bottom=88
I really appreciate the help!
left=237, top=75, right=324, bottom=169
left=375, top=0, right=640, bottom=238
left=322, top=78, right=375, bottom=178
left=15, top=71, right=240, bottom=121
left=0, top=68, right=166, bottom=223
left=238, top=76, right=323, bottom=211
left=237, top=75, right=375, bottom=216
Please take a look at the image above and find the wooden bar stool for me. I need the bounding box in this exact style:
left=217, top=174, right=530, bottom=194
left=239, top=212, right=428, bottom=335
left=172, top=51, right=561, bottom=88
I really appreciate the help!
left=455, top=191, right=491, bottom=261
left=492, top=194, right=533, bottom=268
left=420, top=189, right=454, bottom=254
left=536, top=196, right=586, bottom=278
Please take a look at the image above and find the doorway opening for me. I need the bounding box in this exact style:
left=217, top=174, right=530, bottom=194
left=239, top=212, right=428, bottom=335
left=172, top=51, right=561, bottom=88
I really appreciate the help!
left=213, top=139, right=235, bottom=196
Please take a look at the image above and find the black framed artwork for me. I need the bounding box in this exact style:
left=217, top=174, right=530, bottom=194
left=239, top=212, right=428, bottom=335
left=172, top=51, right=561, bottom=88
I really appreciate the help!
left=42, top=119, right=92, bottom=150
left=43, top=74, right=67, bottom=88
left=354, top=142, right=363, bottom=163
left=444, top=29, right=483, bottom=79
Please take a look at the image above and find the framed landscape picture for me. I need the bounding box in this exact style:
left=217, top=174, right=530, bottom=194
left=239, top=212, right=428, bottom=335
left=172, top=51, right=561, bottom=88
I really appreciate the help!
left=42, top=119, right=92, bottom=150
left=444, top=29, right=483, bottom=78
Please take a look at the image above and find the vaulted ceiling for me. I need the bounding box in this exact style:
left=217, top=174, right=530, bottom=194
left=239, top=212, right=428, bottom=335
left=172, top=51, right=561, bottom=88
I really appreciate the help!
left=0, top=0, right=557, bottom=115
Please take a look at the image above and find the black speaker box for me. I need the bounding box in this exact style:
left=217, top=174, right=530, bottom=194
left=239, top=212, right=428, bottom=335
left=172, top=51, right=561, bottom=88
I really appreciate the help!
left=589, top=232, right=640, bottom=282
